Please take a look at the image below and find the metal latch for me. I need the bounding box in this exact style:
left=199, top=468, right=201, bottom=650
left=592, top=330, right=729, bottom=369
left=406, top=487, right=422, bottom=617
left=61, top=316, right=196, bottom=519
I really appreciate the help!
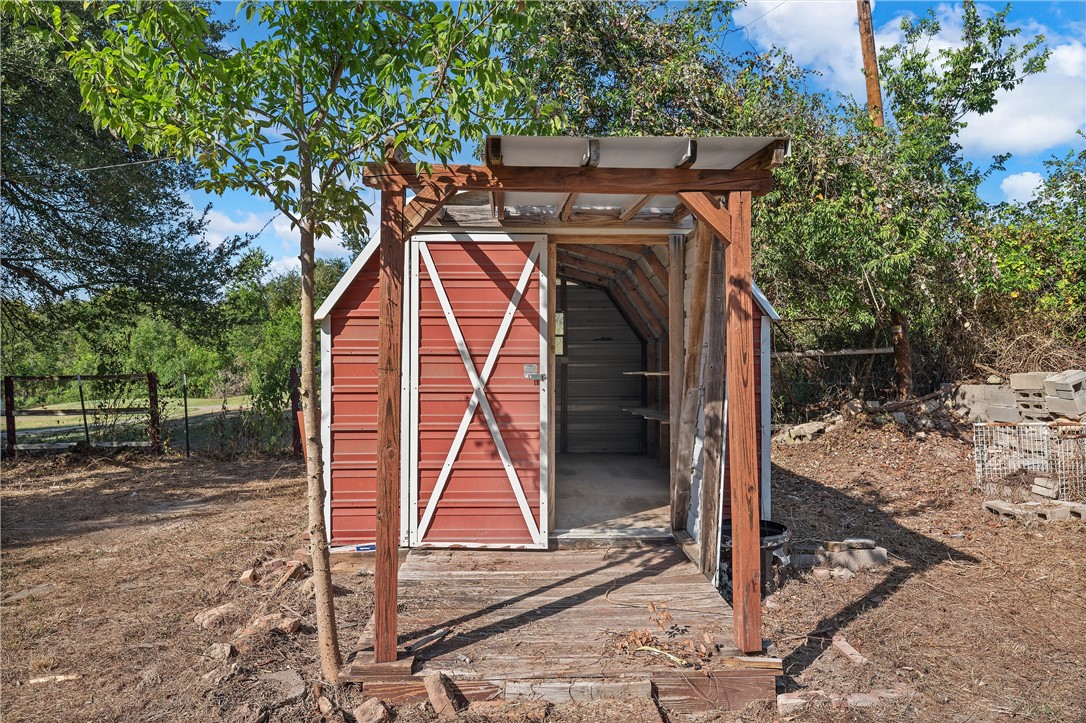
left=523, top=363, right=545, bottom=381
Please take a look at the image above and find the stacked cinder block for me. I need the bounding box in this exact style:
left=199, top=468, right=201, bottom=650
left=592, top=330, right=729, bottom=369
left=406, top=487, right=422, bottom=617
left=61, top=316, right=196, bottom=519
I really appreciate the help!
left=1010, top=372, right=1053, bottom=422
left=1044, top=369, right=1086, bottom=420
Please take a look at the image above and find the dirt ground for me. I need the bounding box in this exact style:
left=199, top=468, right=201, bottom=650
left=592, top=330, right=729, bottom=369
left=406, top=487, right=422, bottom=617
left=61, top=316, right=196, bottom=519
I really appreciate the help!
left=2, top=420, right=1084, bottom=722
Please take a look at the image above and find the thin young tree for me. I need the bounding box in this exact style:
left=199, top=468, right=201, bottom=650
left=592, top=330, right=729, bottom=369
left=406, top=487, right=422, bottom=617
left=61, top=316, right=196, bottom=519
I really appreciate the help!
left=28, top=0, right=556, bottom=681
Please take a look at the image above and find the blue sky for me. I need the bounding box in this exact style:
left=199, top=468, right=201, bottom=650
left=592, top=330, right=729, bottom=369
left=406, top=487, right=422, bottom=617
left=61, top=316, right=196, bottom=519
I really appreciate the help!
left=194, top=1, right=1086, bottom=275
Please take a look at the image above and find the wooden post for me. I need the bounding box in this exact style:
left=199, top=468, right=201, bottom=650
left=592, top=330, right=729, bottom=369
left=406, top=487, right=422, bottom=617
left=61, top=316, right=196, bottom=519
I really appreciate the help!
left=857, top=0, right=912, bottom=400
left=725, top=191, right=761, bottom=654
left=699, top=232, right=726, bottom=579
left=290, top=366, right=302, bottom=456
left=668, top=235, right=684, bottom=512
left=375, top=186, right=406, bottom=663
left=147, top=373, right=160, bottom=454
left=673, top=224, right=712, bottom=532
left=4, top=376, right=16, bottom=457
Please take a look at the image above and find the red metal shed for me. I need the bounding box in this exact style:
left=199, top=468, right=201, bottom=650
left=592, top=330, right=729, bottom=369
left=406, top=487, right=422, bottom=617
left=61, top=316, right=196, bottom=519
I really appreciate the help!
left=317, top=135, right=783, bottom=584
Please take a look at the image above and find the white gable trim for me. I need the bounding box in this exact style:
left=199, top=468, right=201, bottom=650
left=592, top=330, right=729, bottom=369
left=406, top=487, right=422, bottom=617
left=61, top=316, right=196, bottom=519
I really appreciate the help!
left=751, top=281, right=780, bottom=321
left=315, top=239, right=380, bottom=321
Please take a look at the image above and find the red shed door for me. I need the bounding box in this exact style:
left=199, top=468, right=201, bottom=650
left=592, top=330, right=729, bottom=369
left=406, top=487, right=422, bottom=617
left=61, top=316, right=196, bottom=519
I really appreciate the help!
left=409, top=235, right=549, bottom=548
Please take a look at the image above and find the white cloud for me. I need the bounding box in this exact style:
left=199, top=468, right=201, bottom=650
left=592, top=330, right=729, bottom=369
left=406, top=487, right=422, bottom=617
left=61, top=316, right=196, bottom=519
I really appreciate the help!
left=1000, top=171, right=1043, bottom=203
left=732, top=2, right=1086, bottom=158
left=733, top=0, right=869, bottom=99
left=957, top=40, right=1086, bottom=155
left=204, top=208, right=272, bottom=247
left=273, top=215, right=350, bottom=258
left=266, top=255, right=300, bottom=278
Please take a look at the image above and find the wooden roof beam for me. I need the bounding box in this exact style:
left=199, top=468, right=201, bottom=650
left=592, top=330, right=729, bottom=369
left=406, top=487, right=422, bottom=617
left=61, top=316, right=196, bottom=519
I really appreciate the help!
left=734, top=139, right=789, bottom=171
left=364, top=164, right=774, bottom=195
left=676, top=191, right=732, bottom=244
left=616, top=273, right=664, bottom=338
left=555, top=139, right=599, bottom=222
left=404, top=185, right=457, bottom=237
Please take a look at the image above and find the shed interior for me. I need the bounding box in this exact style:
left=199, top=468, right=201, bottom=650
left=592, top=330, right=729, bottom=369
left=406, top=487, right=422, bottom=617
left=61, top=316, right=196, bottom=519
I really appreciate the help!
left=553, top=278, right=670, bottom=539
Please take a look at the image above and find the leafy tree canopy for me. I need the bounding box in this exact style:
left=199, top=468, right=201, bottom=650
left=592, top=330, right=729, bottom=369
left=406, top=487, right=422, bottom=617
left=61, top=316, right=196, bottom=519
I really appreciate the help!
left=0, top=7, right=245, bottom=335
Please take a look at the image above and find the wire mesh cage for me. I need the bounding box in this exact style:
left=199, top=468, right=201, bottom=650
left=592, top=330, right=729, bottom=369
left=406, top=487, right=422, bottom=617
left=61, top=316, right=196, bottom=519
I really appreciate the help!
left=974, top=423, right=1086, bottom=502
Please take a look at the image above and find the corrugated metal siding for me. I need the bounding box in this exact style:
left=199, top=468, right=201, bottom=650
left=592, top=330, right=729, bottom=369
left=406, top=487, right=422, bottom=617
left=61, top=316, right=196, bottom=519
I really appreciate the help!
left=558, top=284, right=643, bottom=453
left=327, top=262, right=382, bottom=546
left=416, top=242, right=542, bottom=545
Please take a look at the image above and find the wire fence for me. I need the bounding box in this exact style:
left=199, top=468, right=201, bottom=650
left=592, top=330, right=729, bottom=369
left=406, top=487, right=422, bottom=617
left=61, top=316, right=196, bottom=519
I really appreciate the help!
left=973, top=423, right=1086, bottom=502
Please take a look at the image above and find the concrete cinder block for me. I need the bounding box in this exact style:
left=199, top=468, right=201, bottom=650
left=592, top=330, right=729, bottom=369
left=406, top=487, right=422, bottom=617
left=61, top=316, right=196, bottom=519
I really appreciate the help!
left=1045, top=395, right=1086, bottom=418
left=1044, top=370, right=1086, bottom=398
left=1010, top=372, right=1053, bottom=391
left=985, top=405, right=1022, bottom=423
left=815, top=547, right=889, bottom=572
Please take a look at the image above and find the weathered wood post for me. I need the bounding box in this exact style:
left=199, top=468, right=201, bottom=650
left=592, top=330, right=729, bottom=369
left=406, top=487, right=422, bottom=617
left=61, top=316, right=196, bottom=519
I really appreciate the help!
left=4, top=376, right=16, bottom=457
left=374, top=184, right=406, bottom=663
left=147, top=372, right=161, bottom=454
left=725, top=190, right=761, bottom=653
left=290, top=366, right=302, bottom=456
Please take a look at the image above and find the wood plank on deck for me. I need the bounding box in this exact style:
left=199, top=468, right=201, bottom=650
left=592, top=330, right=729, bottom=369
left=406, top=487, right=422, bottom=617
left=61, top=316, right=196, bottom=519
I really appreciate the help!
left=341, top=547, right=776, bottom=711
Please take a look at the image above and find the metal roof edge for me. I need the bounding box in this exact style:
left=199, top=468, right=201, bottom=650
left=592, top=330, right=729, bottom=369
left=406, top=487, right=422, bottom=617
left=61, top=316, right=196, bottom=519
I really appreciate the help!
left=751, top=280, right=781, bottom=321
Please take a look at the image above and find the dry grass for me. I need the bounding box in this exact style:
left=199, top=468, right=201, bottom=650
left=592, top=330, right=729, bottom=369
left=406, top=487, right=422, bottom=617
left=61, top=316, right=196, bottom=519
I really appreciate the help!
left=2, top=423, right=1084, bottom=722
left=750, top=421, right=1086, bottom=722
left=0, top=453, right=373, bottom=722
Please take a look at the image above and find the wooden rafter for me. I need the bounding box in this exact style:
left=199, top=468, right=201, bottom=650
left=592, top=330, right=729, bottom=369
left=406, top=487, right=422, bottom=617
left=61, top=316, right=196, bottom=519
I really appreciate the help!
left=557, top=254, right=621, bottom=281
left=364, top=164, right=774, bottom=195
left=609, top=278, right=660, bottom=339
left=555, top=139, right=599, bottom=222
left=734, top=139, right=788, bottom=171
left=612, top=273, right=663, bottom=338
left=557, top=266, right=612, bottom=291
left=640, top=247, right=670, bottom=291
left=677, top=191, right=732, bottom=244
left=550, top=234, right=670, bottom=245
left=621, top=140, right=698, bottom=221
left=404, top=185, right=457, bottom=237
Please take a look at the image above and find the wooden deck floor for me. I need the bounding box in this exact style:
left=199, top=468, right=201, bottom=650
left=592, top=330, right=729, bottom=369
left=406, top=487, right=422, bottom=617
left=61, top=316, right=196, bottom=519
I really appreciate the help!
left=342, top=546, right=779, bottom=713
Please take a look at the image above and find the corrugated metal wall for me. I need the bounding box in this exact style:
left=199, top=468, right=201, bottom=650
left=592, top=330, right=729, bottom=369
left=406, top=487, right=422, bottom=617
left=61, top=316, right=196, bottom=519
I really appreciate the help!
left=326, top=260, right=382, bottom=546
left=557, top=283, right=643, bottom=454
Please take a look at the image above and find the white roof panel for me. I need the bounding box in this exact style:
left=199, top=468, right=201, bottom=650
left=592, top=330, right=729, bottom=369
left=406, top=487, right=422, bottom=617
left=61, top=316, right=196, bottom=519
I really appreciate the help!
left=491, top=135, right=788, bottom=170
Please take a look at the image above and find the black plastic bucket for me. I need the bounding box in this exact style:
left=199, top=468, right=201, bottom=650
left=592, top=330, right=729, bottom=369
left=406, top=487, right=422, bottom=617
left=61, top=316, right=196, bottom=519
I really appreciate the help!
left=720, top=520, right=792, bottom=597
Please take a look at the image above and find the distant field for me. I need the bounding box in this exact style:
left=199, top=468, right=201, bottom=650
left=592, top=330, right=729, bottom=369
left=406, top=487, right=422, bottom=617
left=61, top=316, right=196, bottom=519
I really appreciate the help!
left=4, top=396, right=253, bottom=433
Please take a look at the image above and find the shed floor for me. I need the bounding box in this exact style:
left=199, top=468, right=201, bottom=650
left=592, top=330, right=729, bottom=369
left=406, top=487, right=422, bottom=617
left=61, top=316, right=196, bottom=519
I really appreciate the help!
left=554, top=453, right=670, bottom=539
left=342, top=547, right=779, bottom=712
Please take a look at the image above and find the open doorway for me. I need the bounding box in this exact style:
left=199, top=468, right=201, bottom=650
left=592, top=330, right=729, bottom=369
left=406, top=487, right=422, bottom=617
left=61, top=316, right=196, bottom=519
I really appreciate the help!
left=553, top=280, right=671, bottom=540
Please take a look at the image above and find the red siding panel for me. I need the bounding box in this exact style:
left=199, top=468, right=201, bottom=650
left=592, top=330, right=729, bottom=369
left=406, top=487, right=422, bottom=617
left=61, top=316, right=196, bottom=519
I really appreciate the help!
left=328, top=265, right=382, bottom=546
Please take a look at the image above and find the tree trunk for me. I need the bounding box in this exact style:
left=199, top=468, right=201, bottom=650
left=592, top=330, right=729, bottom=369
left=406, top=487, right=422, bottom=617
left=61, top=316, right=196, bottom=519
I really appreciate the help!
left=891, top=309, right=912, bottom=400
left=300, top=222, right=341, bottom=682
left=298, top=117, right=341, bottom=679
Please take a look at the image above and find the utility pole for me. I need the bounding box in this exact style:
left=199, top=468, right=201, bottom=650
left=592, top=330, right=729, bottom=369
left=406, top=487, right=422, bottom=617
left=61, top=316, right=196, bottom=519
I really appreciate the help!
left=856, top=0, right=913, bottom=400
